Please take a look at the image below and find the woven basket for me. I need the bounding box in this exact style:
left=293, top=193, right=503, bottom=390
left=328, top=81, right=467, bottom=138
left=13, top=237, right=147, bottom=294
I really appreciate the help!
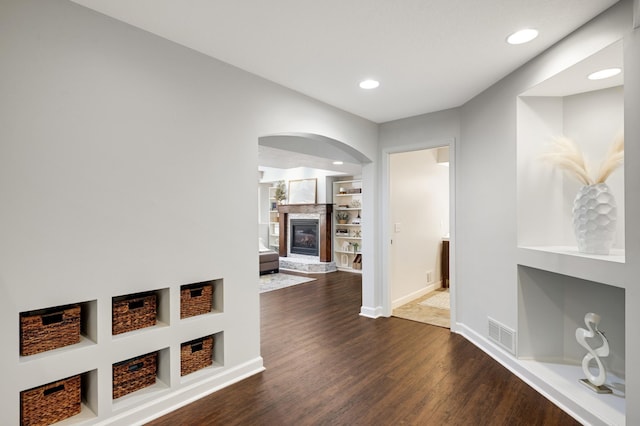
left=181, top=336, right=213, bottom=376
left=180, top=282, right=213, bottom=319
left=112, top=352, right=157, bottom=399
left=112, top=292, right=156, bottom=335
left=20, top=305, right=81, bottom=356
left=21, top=375, right=81, bottom=426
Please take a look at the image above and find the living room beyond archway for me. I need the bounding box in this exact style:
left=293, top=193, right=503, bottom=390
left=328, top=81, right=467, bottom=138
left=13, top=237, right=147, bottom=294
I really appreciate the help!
left=256, top=132, right=372, bottom=307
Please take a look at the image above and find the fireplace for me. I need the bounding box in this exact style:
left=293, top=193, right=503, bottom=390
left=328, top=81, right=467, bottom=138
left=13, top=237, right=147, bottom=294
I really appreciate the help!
left=277, top=203, right=332, bottom=263
left=290, top=219, right=319, bottom=256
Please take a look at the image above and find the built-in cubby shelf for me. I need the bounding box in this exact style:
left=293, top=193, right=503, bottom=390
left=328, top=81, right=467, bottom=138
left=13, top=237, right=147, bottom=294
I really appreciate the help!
left=517, top=40, right=625, bottom=255
left=112, top=347, right=171, bottom=410
left=180, top=279, right=224, bottom=320
left=515, top=39, right=627, bottom=424
left=180, top=331, right=225, bottom=384
left=19, top=299, right=98, bottom=361
left=517, top=265, right=625, bottom=425
left=13, top=278, right=226, bottom=425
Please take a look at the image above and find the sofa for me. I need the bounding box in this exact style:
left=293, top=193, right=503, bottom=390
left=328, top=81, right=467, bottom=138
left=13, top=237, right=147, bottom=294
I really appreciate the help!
left=259, top=238, right=279, bottom=275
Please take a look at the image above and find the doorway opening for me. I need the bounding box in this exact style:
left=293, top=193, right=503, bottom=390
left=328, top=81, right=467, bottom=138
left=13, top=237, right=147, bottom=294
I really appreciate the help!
left=388, top=146, right=451, bottom=328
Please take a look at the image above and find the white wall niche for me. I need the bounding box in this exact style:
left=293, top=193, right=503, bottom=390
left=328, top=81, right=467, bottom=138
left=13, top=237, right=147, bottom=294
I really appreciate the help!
left=112, top=347, right=171, bottom=411
left=517, top=265, right=625, bottom=424
left=179, top=279, right=224, bottom=320
left=179, top=331, right=224, bottom=384
left=19, top=299, right=99, bottom=363
left=112, top=288, right=171, bottom=339
left=517, top=40, right=625, bottom=265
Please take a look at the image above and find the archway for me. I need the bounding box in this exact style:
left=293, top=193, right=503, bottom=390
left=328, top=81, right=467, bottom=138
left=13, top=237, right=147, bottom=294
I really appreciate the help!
left=257, top=132, right=374, bottom=314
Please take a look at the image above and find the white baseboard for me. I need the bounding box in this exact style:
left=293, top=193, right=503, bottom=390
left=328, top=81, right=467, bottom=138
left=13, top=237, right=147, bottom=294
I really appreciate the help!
left=103, top=357, right=265, bottom=425
left=360, top=305, right=384, bottom=318
left=391, top=282, right=440, bottom=309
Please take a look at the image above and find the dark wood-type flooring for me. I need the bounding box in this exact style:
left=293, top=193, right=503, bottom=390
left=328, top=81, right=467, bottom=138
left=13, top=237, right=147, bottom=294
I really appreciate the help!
left=149, top=271, right=579, bottom=425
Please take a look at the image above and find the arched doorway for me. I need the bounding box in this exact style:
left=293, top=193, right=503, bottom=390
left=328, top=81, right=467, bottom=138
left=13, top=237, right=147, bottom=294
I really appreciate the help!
left=257, top=132, right=374, bottom=314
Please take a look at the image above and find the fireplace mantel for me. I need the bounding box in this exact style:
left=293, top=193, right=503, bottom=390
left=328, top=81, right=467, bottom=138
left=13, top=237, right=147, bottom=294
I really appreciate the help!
left=277, top=204, right=333, bottom=262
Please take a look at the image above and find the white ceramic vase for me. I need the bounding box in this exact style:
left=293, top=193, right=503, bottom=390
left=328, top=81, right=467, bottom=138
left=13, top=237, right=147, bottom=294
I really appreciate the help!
left=572, top=183, right=617, bottom=255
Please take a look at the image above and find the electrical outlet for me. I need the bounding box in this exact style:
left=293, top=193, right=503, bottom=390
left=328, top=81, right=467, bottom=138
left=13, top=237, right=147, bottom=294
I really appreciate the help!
left=426, top=271, right=433, bottom=283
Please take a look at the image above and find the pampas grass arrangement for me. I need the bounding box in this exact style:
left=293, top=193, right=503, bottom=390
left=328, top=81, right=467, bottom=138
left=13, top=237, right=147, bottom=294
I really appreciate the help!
left=541, top=134, right=624, bottom=185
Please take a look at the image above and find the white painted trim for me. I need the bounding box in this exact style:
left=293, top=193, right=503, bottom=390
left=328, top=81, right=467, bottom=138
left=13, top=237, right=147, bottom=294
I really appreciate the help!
left=102, top=358, right=265, bottom=425
left=455, top=324, right=612, bottom=426
left=381, top=138, right=457, bottom=326
left=360, top=305, right=384, bottom=318
left=391, top=282, right=439, bottom=309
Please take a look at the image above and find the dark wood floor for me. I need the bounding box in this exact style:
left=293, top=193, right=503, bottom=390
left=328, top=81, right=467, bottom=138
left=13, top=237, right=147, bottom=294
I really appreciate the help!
left=148, top=272, right=579, bottom=425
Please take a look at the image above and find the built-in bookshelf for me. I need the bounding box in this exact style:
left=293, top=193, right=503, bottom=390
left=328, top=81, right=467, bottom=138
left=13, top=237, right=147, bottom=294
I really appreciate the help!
left=333, top=179, right=362, bottom=273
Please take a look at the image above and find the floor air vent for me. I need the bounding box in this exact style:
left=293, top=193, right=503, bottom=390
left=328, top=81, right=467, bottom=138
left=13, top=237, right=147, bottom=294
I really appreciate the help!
left=488, top=317, right=516, bottom=354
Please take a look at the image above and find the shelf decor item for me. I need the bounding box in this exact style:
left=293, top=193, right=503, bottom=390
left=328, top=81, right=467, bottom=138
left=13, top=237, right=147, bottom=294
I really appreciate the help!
left=20, top=304, right=81, bottom=356
left=352, top=254, right=362, bottom=270
left=180, top=282, right=213, bottom=319
left=112, top=351, right=158, bottom=399
left=180, top=335, right=214, bottom=376
left=336, top=210, right=350, bottom=224
left=274, top=180, right=287, bottom=205
left=288, top=178, right=317, bottom=204
left=112, top=292, right=157, bottom=335
left=575, top=312, right=612, bottom=394
left=542, top=135, right=623, bottom=255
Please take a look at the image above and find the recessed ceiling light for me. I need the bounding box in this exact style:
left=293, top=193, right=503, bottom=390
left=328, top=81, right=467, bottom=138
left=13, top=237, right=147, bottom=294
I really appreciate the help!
left=588, top=68, right=622, bottom=80
left=359, top=79, right=380, bottom=89
left=333, top=161, right=344, bottom=165
left=507, top=29, right=539, bottom=45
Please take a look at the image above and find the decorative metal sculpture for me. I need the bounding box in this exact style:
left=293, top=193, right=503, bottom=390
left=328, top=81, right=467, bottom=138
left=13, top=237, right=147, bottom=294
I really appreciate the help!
left=575, top=312, right=612, bottom=393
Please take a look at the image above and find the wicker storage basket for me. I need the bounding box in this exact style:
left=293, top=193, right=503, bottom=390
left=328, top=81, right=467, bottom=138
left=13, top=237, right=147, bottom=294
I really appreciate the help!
left=112, top=352, right=157, bottom=399
left=112, top=292, right=156, bottom=335
left=180, top=336, right=214, bottom=376
left=21, top=375, right=81, bottom=426
left=180, top=282, right=213, bottom=319
left=20, top=305, right=81, bottom=356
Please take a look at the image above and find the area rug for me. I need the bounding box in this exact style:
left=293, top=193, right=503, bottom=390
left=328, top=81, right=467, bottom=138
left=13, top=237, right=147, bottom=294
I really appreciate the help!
left=419, top=290, right=450, bottom=310
left=259, top=273, right=316, bottom=293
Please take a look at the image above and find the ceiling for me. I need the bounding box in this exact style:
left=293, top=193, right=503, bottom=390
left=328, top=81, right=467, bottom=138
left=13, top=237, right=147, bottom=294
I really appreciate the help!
left=69, top=0, right=619, bottom=173
left=70, top=0, right=618, bottom=124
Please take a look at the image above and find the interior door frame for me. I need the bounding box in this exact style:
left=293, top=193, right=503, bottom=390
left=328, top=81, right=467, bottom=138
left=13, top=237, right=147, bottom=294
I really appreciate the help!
left=381, top=137, right=457, bottom=331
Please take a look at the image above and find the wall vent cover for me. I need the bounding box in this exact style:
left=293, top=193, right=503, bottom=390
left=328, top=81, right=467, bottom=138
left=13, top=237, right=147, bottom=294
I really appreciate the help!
left=488, top=317, right=516, bottom=354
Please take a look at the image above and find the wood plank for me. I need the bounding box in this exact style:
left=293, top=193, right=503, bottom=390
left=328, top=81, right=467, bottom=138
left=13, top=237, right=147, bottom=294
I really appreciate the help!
left=148, top=272, right=579, bottom=425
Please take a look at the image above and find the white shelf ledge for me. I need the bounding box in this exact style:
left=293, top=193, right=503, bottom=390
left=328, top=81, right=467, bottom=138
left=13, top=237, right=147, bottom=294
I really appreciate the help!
left=516, top=246, right=625, bottom=289
left=518, top=359, right=625, bottom=426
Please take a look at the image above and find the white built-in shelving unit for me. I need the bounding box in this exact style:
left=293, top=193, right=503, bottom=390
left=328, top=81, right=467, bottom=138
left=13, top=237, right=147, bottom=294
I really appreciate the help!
left=333, top=179, right=363, bottom=273
left=268, top=186, right=280, bottom=251
left=515, top=39, right=626, bottom=425
left=15, top=280, right=224, bottom=425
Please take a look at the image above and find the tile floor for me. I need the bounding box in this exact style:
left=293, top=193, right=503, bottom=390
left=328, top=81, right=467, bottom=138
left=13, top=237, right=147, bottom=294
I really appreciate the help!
left=392, top=289, right=450, bottom=328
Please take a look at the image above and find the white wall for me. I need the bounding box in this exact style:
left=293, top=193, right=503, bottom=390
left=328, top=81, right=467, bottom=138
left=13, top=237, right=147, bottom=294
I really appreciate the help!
left=0, top=0, right=377, bottom=424
left=389, top=149, right=449, bottom=305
